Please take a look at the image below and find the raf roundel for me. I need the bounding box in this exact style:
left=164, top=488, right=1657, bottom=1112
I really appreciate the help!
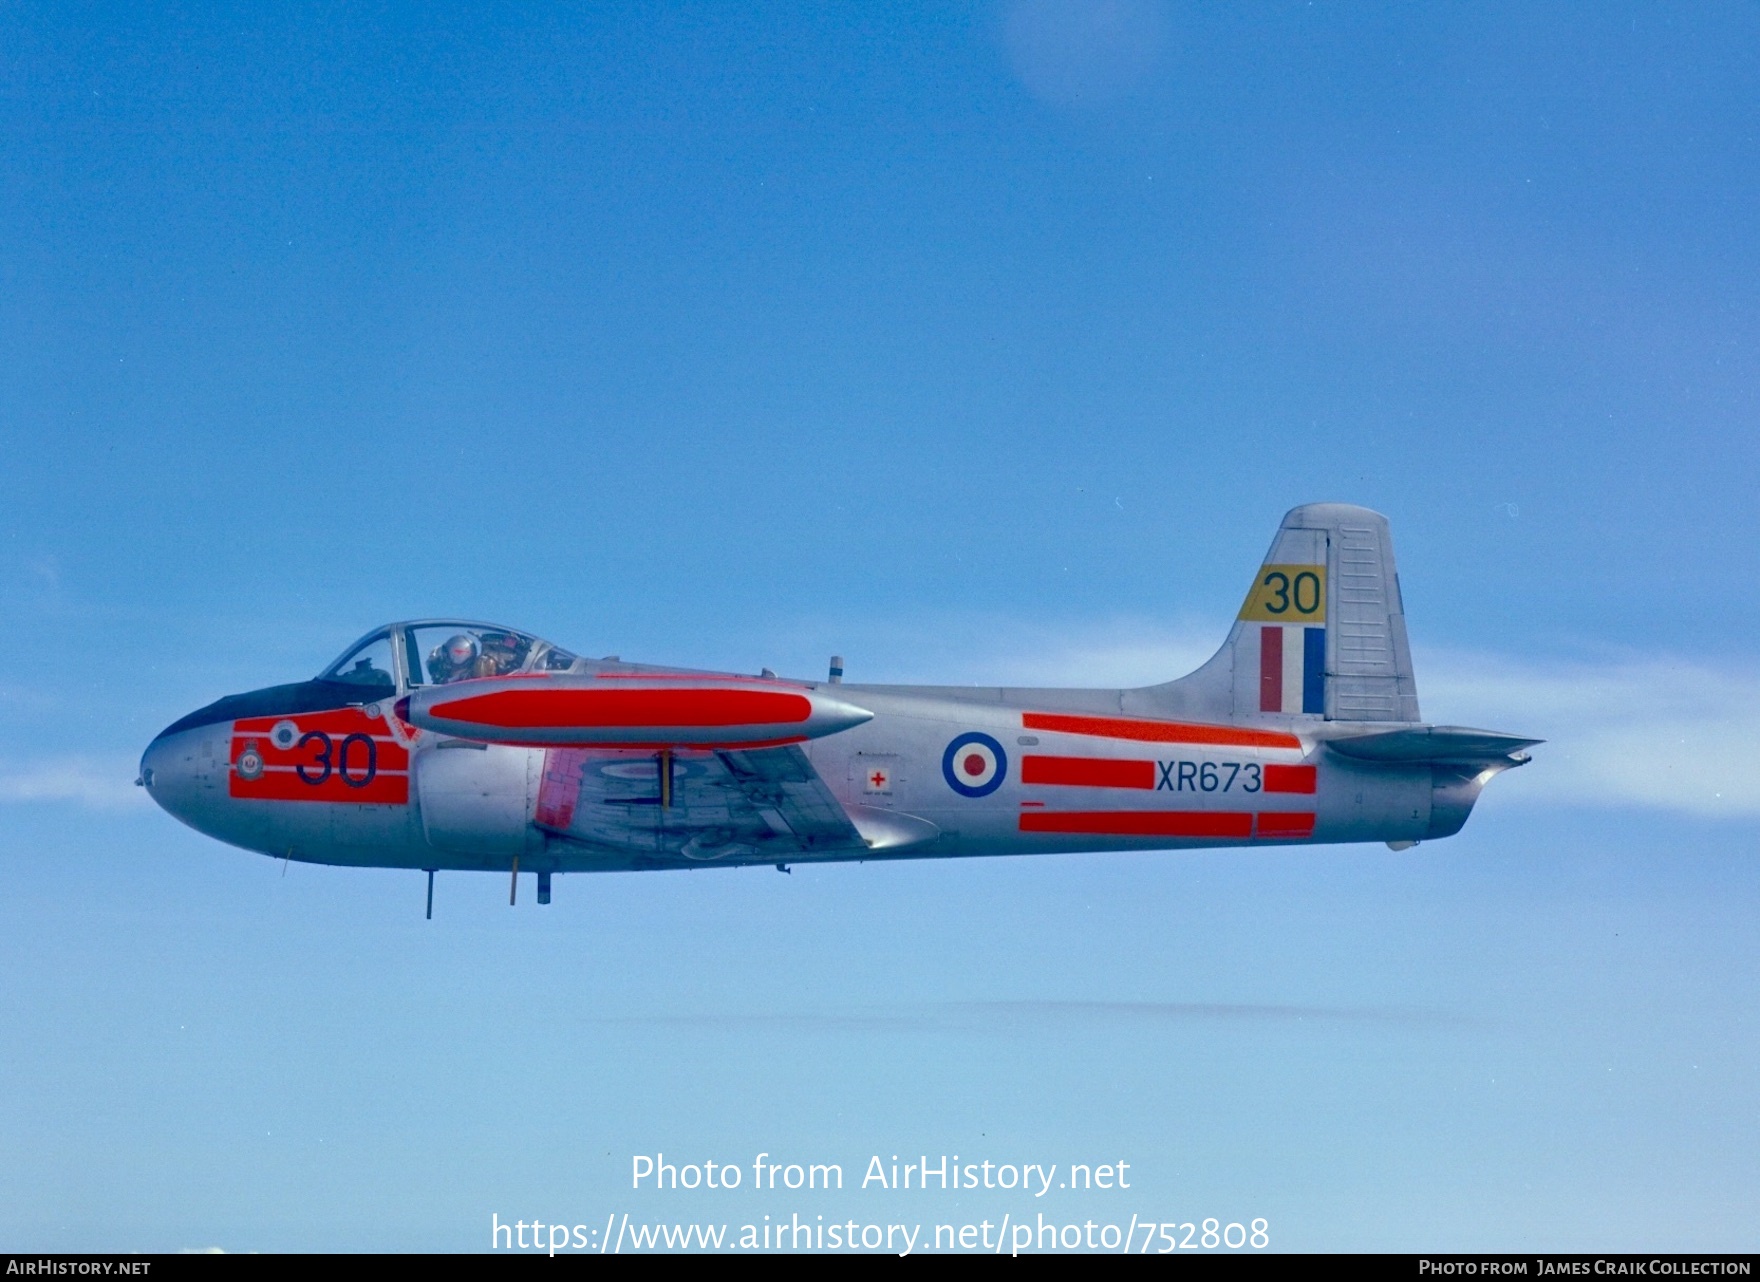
left=942, top=731, right=1007, bottom=798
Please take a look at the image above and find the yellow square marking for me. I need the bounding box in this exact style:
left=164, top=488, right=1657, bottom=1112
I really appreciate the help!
left=1238, top=564, right=1327, bottom=622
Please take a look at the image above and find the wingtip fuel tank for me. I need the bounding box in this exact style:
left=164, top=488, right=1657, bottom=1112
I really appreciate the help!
left=400, top=674, right=875, bottom=748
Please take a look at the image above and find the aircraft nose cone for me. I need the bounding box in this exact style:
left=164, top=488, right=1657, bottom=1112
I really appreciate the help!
left=140, top=721, right=229, bottom=831
left=138, top=730, right=174, bottom=799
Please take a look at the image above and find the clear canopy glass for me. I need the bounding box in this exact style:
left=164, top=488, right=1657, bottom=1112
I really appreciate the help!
left=319, top=631, right=398, bottom=693
left=318, top=621, right=580, bottom=692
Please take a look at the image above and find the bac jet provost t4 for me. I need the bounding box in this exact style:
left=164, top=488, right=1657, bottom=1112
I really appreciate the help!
left=140, top=504, right=1539, bottom=910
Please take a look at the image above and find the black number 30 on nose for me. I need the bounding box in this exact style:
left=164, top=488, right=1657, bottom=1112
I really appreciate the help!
left=294, top=731, right=378, bottom=787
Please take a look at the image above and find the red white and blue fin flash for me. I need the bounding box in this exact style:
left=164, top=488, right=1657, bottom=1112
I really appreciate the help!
left=1259, top=625, right=1325, bottom=715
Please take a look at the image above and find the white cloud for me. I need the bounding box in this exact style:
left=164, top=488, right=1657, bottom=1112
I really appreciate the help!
left=0, top=756, right=151, bottom=810
left=1419, top=651, right=1760, bottom=819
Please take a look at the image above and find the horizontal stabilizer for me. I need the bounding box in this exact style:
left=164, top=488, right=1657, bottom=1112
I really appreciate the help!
left=1326, top=725, right=1541, bottom=765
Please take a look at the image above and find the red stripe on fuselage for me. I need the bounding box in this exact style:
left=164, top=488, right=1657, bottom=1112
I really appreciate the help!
left=229, top=707, right=411, bottom=803
left=1255, top=812, right=1316, bottom=838
left=1020, top=755, right=1156, bottom=790
left=1019, top=811, right=1255, bottom=838
left=229, top=765, right=409, bottom=804
left=236, top=707, right=401, bottom=738
left=1262, top=764, right=1316, bottom=794
left=429, top=687, right=813, bottom=730
left=1019, top=810, right=1319, bottom=840
left=1021, top=712, right=1302, bottom=751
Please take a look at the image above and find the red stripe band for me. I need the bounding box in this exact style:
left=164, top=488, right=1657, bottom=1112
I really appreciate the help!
left=229, top=773, right=410, bottom=804
left=1021, top=712, right=1301, bottom=751
left=1020, top=755, right=1155, bottom=790
left=1262, top=764, right=1317, bottom=794
left=1017, top=810, right=1318, bottom=839
left=1254, top=812, right=1316, bottom=838
left=1019, top=811, right=1254, bottom=838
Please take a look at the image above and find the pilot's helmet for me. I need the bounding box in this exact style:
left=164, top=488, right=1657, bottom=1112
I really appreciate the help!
left=444, top=634, right=480, bottom=669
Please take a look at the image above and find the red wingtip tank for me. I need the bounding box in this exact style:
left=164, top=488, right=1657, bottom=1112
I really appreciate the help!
left=401, top=674, right=874, bottom=749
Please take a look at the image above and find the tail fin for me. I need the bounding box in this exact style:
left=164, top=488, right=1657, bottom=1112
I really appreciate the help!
left=1149, top=503, right=1421, bottom=724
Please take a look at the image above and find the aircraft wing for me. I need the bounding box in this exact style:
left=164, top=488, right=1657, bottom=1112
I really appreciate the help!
left=533, top=744, right=867, bottom=863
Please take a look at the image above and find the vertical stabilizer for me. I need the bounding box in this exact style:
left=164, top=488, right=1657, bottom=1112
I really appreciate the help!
left=1146, top=504, right=1421, bottom=725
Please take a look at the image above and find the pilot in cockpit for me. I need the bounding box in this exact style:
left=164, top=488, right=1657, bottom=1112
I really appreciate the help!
left=427, top=626, right=535, bottom=679
left=428, top=633, right=483, bottom=684
left=427, top=631, right=528, bottom=683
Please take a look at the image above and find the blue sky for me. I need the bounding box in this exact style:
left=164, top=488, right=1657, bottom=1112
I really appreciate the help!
left=1, top=1, right=1756, bottom=1252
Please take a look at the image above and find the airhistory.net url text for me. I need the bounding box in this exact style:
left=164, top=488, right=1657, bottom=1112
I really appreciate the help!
left=490, top=1211, right=1269, bottom=1254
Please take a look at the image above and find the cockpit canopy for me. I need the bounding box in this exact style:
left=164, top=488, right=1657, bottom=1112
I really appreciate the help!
left=152, top=620, right=586, bottom=741
left=320, top=621, right=581, bottom=694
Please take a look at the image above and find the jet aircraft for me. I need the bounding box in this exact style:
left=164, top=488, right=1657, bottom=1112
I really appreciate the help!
left=140, top=504, right=1538, bottom=912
